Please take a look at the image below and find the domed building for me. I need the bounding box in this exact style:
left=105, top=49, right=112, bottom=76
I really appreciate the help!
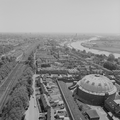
left=75, top=74, right=117, bottom=105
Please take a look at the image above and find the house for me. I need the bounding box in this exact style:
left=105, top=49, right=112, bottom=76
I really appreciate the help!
left=41, top=94, right=50, bottom=111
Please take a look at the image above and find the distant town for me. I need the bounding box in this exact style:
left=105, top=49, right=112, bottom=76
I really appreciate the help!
left=0, top=33, right=120, bottom=120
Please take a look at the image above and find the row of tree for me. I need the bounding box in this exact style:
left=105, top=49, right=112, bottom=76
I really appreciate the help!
left=0, top=45, right=14, bottom=56
left=26, top=52, right=35, bottom=70
left=0, top=56, right=17, bottom=84
left=2, top=67, right=33, bottom=120
left=0, top=56, right=16, bottom=68
left=103, top=54, right=120, bottom=70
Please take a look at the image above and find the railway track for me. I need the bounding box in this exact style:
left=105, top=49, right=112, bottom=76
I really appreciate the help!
left=0, top=63, right=27, bottom=113
left=0, top=42, right=40, bottom=114
left=0, top=63, right=18, bottom=97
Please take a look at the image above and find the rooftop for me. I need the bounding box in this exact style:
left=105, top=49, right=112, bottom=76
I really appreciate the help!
left=77, top=74, right=117, bottom=95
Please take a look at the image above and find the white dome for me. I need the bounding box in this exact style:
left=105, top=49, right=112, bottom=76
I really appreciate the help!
left=77, top=74, right=116, bottom=95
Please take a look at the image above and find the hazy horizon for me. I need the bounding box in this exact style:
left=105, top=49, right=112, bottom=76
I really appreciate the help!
left=0, top=0, right=120, bottom=34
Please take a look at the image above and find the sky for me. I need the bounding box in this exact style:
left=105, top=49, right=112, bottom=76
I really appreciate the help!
left=0, top=0, right=120, bottom=34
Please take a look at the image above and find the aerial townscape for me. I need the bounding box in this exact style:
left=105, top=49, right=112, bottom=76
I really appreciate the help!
left=0, top=0, right=120, bottom=120
left=0, top=33, right=120, bottom=120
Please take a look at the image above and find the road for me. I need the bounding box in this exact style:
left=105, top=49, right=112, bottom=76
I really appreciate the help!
left=25, top=74, right=39, bottom=120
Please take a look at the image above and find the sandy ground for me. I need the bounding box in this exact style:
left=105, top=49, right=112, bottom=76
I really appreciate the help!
left=25, top=74, right=39, bottom=120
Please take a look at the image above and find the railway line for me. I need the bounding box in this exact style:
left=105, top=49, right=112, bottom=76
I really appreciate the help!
left=0, top=63, right=18, bottom=97
left=0, top=42, right=40, bottom=116
left=0, top=63, right=26, bottom=113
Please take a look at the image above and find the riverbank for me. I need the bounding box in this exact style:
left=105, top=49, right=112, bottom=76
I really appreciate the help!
left=81, top=40, right=120, bottom=54
left=70, top=39, right=120, bottom=58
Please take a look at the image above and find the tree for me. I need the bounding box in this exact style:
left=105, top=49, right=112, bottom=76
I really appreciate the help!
left=8, top=96, right=23, bottom=109
left=0, top=61, right=3, bottom=67
left=103, top=61, right=117, bottom=70
left=8, top=107, right=23, bottom=120
left=107, top=54, right=115, bottom=62
left=13, top=86, right=29, bottom=110
left=72, top=48, right=76, bottom=52
left=82, top=50, right=86, bottom=54
left=2, top=66, right=33, bottom=120
left=2, top=96, right=24, bottom=120
left=65, top=47, right=69, bottom=52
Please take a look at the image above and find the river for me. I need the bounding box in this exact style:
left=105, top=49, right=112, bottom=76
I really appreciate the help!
left=69, top=37, right=120, bottom=58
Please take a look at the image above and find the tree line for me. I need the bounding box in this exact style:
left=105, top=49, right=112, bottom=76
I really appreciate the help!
left=2, top=67, right=33, bottom=120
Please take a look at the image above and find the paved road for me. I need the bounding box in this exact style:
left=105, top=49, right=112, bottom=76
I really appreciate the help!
left=25, top=74, right=39, bottom=120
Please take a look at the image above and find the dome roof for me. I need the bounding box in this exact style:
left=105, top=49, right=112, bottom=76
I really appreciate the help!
left=77, top=74, right=116, bottom=95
